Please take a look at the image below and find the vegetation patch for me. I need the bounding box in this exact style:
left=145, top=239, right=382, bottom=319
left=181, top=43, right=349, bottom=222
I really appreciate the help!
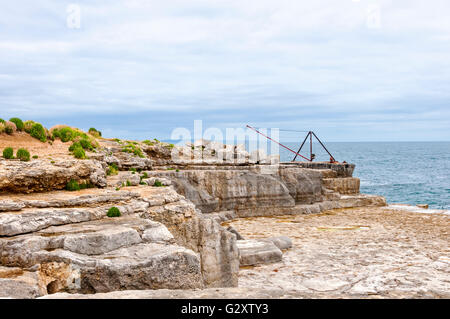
left=164, top=143, right=175, bottom=150
left=66, top=179, right=80, bottom=191
left=9, top=118, right=24, bottom=131
left=65, top=179, right=94, bottom=191
left=88, top=127, right=102, bottom=138
left=52, top=126, right=88, bottom=143
left=16, top=148, right=30, bottom=162
left=107, top=207, right=121, bottom=218
left=142, top=140, right=155, bottom=146
left=107, top=163, right=119, bottom=176
left=153, top=179, right=163, bottom=187
left=72, top=147, right=86, bottom=159
left=4, top=121, right=16, bottom=135
left=23, top=120, right=35, bottom=133
left=3, top=147, right=14, bottom=159
left=122, top=143, right=144, bottom=158
left=30, top=123, right=47, bottom=142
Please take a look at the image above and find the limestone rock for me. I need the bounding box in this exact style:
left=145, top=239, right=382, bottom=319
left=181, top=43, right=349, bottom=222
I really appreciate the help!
left=339, top=194, right=387, bottom=208
left=237, top=239, right=283, bottom=266
left=0, top=266, right=45, bottom=299
left=226, top=226, right=245, bottom=240
left=0, top=200, right=25, bottom=211
left=0, top=278, right=41, bottom=299
left=143, top=203, right=239, bottom=288
left=0, top=159, right=107, bottom=193
left=142, top=224, right=174, bottom=243
left=262, top=236, right=292, bottom=250
left=323, top=177, right=360, bottom=195
left=143, top=177, right=172, bottom=186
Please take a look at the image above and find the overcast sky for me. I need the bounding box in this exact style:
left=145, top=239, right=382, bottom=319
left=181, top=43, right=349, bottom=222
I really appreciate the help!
left=1, top=0, right=449, bottom=141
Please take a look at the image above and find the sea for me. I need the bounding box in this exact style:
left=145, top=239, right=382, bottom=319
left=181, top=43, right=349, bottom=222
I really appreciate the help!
left=276, top=141, right=450, bottom=210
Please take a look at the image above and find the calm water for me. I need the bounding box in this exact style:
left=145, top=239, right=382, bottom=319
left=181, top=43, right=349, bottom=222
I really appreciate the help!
left=276, top=142, right=450, bottom=210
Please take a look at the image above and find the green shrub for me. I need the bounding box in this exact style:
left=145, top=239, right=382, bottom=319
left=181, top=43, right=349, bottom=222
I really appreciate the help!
left=30, top=123, right=47, bottom=142
left=79, top=182, right=94, bottom=190
left=69, top=141, right=82, bottom=152
left=23, top=120, right=35, bottom=133
left=9, top=118, right=24, bottom=131
left=107, top=207, right=121, bottom=218
left=0, top=118, right=5, bottom=124
left=107, top=163, right=119, bottom=176
left=126, top=180, right=132, bottom=187
left=53, top=127, right=88, bottom=143
left=4, top=121, right=15, bottom=135
left=176, top=169, right=180, bottom=172
left=153, top=180, right=163, bottom=187
left=79, top=138, right=93, bottom=151
left=88, top=128, right=102, bottom=138
left=32, top=155, right=38, bottom=159
left=16, top=148, right=30, bottom=162
left=142, top=172, right=148, bottom=179
left=3, top=147, right=14, bottom=159
left=72, top=147, right=86, bottom=159
left=66, top=179, right=80, bottom=191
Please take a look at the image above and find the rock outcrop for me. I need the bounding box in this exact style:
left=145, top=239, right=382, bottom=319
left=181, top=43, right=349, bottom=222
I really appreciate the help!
left=0, top=159, right=107, bottom=193
left=0, top=187, right=237, bottom=295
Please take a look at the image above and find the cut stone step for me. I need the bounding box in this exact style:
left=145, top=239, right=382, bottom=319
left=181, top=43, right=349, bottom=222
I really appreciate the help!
left=262, top=236, right=292, bottom=250
left=236, top=239, right=282, bottom=266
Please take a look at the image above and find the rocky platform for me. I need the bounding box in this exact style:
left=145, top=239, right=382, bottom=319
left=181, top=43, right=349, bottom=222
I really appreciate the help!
left=0, top=137, right=390, bottom=299
left=0, top=186, right=238, bottom=298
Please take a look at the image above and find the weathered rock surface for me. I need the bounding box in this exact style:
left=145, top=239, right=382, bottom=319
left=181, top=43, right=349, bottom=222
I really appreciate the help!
left=0, top=266, right=43, bottom=299
left=262, top=236, right=293, bottom=250
left=0, top=159, right=107, bottom=193
left=237, top=239, right=283, bottom=266
left=226, top=226, right=245, bottom=240
left=0, top=186, right=238, bottom=296
left=142, top=195, right=239, bottom=288
left=36, top=287, right=348, bottom=299
left=323, top=177, right=360, bottom=195
left=339, top=194, right=387, bottom=208
left=229, top=207, right=450, bottom=299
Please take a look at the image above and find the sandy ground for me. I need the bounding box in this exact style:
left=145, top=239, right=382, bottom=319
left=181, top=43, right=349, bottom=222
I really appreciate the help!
left=228, top=207, right=450, bottom=298
left=0, top=132, right=72, bottom=160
